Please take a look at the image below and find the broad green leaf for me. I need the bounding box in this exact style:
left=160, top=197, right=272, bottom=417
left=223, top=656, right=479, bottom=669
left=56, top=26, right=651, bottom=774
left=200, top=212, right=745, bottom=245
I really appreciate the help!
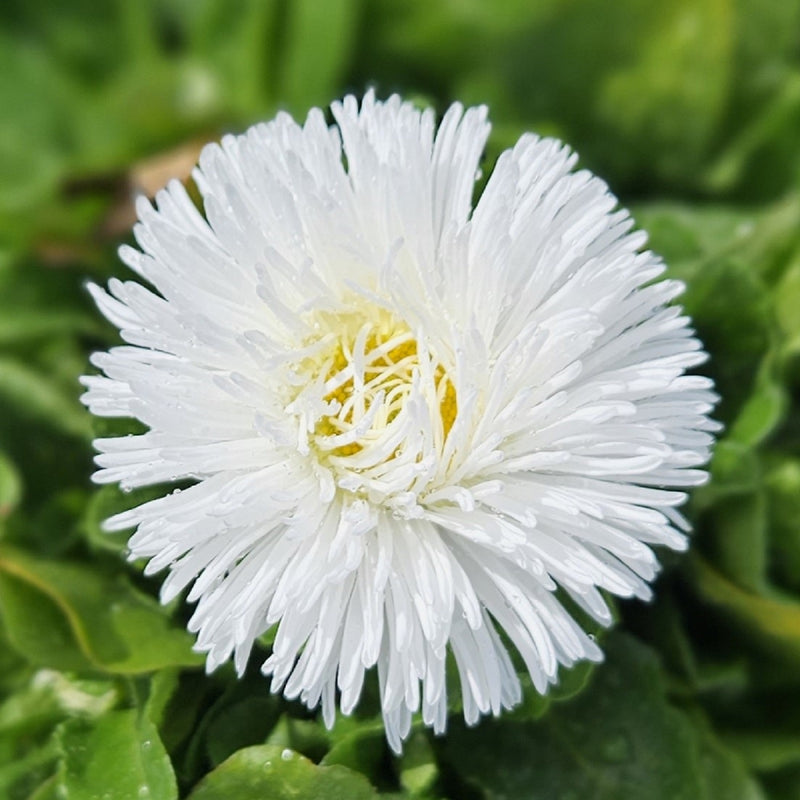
left=321, top=719, right=388, bottom=790
left=437, top=634, right=708, bottom=800
left=187, top=745, right=378, bottom=799
left=0, top=570, right=92, bottom=673
left=204, top=695, right=281, bottom=767
left=265, top=715, right=330, bottom=764
left=177, top=671, right=284, bottom=785
left=56, top=710, right=177, bottom=800
left=0, top=546, right=203, bottom=673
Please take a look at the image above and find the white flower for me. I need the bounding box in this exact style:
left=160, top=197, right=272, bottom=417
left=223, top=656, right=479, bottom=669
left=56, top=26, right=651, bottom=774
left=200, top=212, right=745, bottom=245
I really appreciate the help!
left=82, top=92, right=718, bottom=751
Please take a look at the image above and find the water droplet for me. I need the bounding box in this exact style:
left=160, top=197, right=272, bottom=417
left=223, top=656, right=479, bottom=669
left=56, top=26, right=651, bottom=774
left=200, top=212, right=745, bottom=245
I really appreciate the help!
left=281, top=748, right=293, bottom=761
left=138, top=786, right=151, bottom=799
left=141, top=740, right=152, bottom=751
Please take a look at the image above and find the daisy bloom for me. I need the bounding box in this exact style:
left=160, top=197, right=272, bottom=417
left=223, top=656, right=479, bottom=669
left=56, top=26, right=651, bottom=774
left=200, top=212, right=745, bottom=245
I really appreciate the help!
left=82, top=92, right=718, bottom=751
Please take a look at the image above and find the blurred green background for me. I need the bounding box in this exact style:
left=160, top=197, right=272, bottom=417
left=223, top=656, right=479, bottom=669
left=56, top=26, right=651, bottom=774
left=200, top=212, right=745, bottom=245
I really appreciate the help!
left=1, top=1, right=800, bottom=798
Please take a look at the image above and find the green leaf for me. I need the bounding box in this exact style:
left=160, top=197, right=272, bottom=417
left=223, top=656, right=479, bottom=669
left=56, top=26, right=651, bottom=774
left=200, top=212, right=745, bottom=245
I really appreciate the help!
left=636, top=194, right=800, bottom=287
left=767, top=458, right=800, bottom=592
left=437, top=634, right=710, bottom=800
left=691, top=556, right=800, bottom=662
left=81, top=484, right=160, bottom=555
left=0, top=570, right=92, bottom=673
left=398, top=729, right=438, bottom=797
left=265, top=715, right=331, bottom=764
left=0, top=738, right=58, bottom=800
left=144, top=669, right=180, bottom=731
left=693, top=441, right=761, bottom=510
left=0, top=452, right=22, bottom=520
left=723, top=729, right=800, bottom=773
left=678, top=259, right=771, bottom=422
left=704, top=489, right=768, bottom=592
left=593, top=0, right=732, bottom=188
left=27, top=775, right=61, bottom=800
left=0, top=669, right=118, bottom=800
left=155, top=671, right=220, bottom=765
left=775, top=256, right=800, bottom=355
left=204, top=696, right=282, bottom=767
left=56, top=710, right=177, bottom=800
left=695, top=715, right=767, bottom=800
left=0, top=546, right=203, bottom=673
left=186, top=745, right=378, bottom=799
left=728, top=369, right=787, bottom=448
left=322, top=719, right=388, bottom=790
left=705, top=71, right=800, bottom=199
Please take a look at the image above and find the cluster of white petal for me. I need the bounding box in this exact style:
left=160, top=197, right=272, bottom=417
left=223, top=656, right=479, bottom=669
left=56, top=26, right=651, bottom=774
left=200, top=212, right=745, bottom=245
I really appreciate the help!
left=82, top=92, right=718, bottom=751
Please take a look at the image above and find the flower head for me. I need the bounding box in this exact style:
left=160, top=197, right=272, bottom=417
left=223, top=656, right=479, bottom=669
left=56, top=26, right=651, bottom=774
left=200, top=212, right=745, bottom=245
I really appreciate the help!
left=82, top=92, right=718, bottom=751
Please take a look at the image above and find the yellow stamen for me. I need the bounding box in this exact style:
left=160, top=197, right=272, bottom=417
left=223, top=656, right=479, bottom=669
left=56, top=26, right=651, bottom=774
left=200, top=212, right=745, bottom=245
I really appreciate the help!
left=298, top=308, right=457, bottom=461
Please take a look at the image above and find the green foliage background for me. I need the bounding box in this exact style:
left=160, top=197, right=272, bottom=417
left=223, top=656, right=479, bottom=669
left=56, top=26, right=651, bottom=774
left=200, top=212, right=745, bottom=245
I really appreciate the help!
left=1, top=0, right=799, bottom=797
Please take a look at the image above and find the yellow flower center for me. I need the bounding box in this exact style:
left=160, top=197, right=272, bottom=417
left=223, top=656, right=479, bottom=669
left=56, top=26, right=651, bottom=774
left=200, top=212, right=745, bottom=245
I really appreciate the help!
left=298, top=306, right=457, bottom=462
